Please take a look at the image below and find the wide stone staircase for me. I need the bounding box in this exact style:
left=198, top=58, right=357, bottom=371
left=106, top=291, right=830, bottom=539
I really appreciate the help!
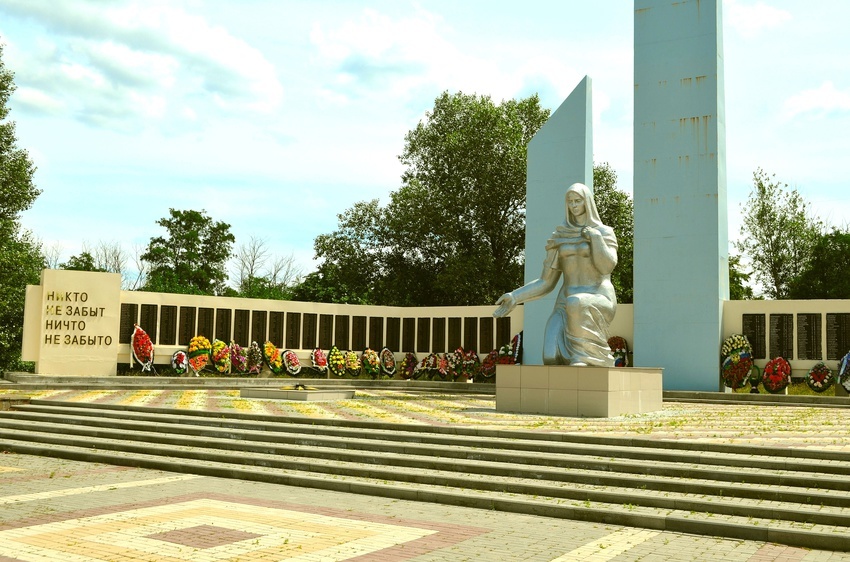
left=1, top=399, right=850, bottom=551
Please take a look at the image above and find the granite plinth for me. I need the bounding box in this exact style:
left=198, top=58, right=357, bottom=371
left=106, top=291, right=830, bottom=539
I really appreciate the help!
left=496, top=365, right=663, bottom=417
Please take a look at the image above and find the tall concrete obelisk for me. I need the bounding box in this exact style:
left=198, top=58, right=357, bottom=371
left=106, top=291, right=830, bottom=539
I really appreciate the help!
left=633, top=0, right=729, bottom=389
left=522, top=76, right=593, bottom=365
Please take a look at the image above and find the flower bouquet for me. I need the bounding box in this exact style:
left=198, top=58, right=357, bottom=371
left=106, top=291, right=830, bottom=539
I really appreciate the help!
left=187, top=335, right=211, bottom=375
left=263, top=341, right=283, bottom=374
left=131, top=324, right=155, bottom=373
left=840, top=352, right=850, bottom=393
left=283, top=350, right=301, bottom=376
left=721, top=334, right=752, bottom=356
left=379, top=347, right=396, bottom=376
left=361, top=348, right=380, bottom=378
left=230, top=341, right=248, bottom=374
left=762, top=357, right=791, bottom=394
left=345, top=350, right=361, bottom=376
left=434, top=354, right=449, bottom=380
left=328, top=346, right=346, bottom=376
left=400, top=352, right=417, bottom=379
left=720, top=334, right=755, bottom=389
left=806, top=362, right=834, bottom=393
left=245, top=341, right=263, bottom=375
left=446, top=348, right=464, bottom=380
left=462, top=349, right=480, bottom=381
left=171, top=350, right=188, bottom=375
left=481, top=349, right=499, bottom=379
left=608, top=335, right=628, bottom=367
left=721, top=350, right=753, bottom=389
left=211, top=339, right=231, bottom=374
left=312, top=348, right=328, bottom=373
left=417, top=353, right=439, bottom=379
left=510, top=332, right=523, bottom=364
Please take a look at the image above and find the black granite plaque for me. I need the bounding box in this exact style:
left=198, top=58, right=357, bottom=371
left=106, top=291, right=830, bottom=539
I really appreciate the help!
left=302, top=314, right=318, bottom=349
left=741, top=314, right=766, bottom=359
left=159, top=305, right=177, bottom=345
left=402, top=318, right=415, bottom=352
left=286, top=312, right=301, bottom=349
left=319, top=314, right=334, bottom=349
left=179, top=307, right=196, bottom=345
left=826, top=313, right=850, bottom=360
left=769, top=314, right=794, bottom=359
left=198, top=308, right=214, bottom=339
left=496, top=317, right=512, bottom=348
left=464, top=317, right=478, bottom=352
left=335, top=315, right=350, bottom=349
left=368, top=317, right=383, bottom=350
left=251, top=311, right=267, bottom=345
left=448, top=317, right=462, bottom=351
left=215, top=309, right=232, bottom=342
left=233, top=310, right=250, bottom=346
left=269, top=312, right=284, bottom=347
left=385, top=317, right=401, bottom=351
left=796, top=313, right=822, bottom=360
left=352, top=316, right=366, bottom=351
left=140, top=304, right=158, bottom=343
left=479, top=317, right=494, bottom=352
left=431, top=318, right=446, bottom=353
left=119, top=304, right=138, bottom=344
left=416, top=318, right=430, bottom=353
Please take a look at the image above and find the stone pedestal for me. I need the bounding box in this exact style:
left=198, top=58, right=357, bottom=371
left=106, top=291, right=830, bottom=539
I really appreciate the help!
left=496, top=365, right=663, bottom=418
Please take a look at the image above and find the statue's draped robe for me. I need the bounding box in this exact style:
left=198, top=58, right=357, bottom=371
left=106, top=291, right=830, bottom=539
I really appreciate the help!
left=542, top=224, right=617, bottom=366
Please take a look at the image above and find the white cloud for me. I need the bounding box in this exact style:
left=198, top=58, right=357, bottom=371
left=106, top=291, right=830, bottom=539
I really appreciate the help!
left=310, top=7, right=564, bottom=105
left=783, top=81, right=850, bottom=119
left=11, top=87, right=65, bottom=115
left=726, top=0, right=792, bottom=39
left=0, top=0, right=283, bottom=130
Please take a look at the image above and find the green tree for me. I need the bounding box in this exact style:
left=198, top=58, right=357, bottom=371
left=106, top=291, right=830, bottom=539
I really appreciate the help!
left=303, top=91, right=550, bottom=306
left=60, top=251, right=106, bottom=272
left=728, top=254, right=756, bottom=300
left=140, top=209, right=235, bottom=295
left=736, top=168, right=823, bottom=299
left=788, top=228, right=850, bottom=299
left=0, top=43, right=42, bottom=371
left=592, top=162, right=634, bottom=303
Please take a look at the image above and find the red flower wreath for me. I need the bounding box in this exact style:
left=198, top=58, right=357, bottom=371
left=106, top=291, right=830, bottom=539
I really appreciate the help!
left=806, top=362, right=834, bottom=393
left=762, top=357, right=791, bottom=394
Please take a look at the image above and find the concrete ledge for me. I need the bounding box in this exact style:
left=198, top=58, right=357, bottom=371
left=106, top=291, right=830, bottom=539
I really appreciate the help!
left=496, top=365, right=663, bottom=417
left=240, top=387, right=355, bottom=401
left=0, top=397, right=30, bottom=411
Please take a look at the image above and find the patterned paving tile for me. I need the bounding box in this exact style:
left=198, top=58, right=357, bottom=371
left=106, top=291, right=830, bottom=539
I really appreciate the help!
left=0, top=493, right=485, bottom=562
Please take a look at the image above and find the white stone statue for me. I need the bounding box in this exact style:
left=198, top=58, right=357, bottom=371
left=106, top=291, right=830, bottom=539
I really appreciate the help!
left=494, top=183, right=617, bottom=366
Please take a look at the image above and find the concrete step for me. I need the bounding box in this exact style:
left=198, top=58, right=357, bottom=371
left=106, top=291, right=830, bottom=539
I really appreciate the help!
left=1, top=417, right=849, bottom=521
left=20, top=399, right=850, bottom=464
left=2, top=400, right=849, bottom=551
left=5, top=406, right=850, bottom=489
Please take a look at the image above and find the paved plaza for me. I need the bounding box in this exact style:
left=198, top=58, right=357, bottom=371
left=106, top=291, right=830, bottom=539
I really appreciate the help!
left=1, top=387, right=850, bottom=561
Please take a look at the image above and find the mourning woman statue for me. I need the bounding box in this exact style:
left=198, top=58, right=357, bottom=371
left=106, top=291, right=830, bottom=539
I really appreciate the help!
left=494, top=183, right=617, bottom=366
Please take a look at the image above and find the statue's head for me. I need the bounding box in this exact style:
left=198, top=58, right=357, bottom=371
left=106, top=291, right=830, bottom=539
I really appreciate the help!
left=564, top=183, right=601, bottom=227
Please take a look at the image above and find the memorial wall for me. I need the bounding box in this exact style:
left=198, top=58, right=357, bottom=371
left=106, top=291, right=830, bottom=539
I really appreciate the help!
left=20, top=270, right=849, bottom=382
left=724, top=300, right=850, bottom=379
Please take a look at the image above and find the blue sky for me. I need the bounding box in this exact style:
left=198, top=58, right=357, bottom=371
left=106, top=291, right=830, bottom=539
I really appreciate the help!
left=1, top=0, right=848, bottom=283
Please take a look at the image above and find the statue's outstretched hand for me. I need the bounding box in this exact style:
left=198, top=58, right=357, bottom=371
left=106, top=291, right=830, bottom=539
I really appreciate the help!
left=494, top=293, right=516, bottom=317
